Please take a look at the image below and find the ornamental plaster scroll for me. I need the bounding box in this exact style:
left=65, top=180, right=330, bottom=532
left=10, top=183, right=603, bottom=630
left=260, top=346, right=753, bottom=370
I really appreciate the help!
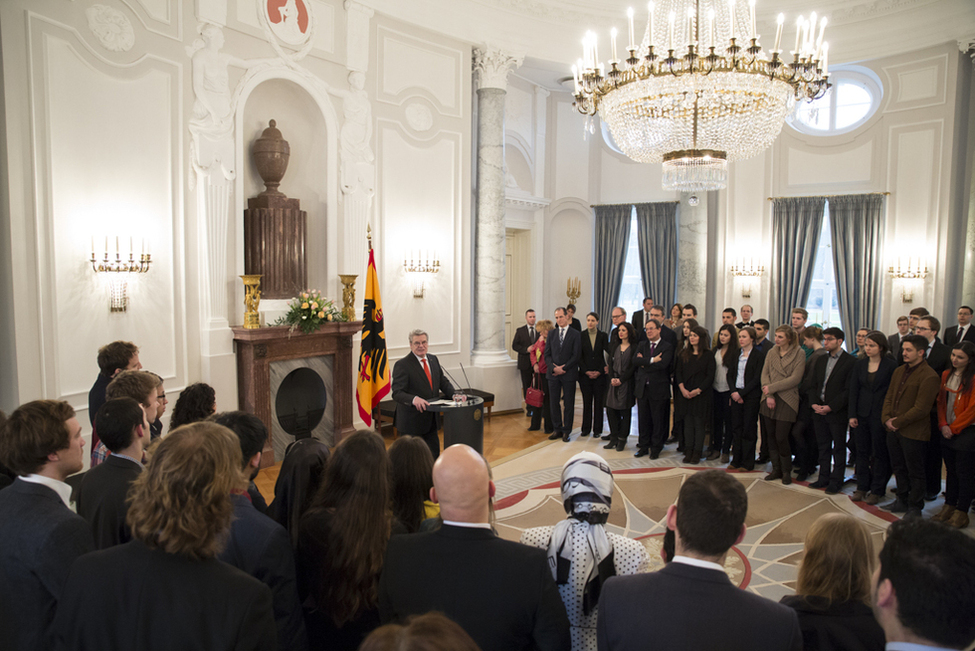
left=86, top=5, right=135, bottom=52
left=473, top=47, right=524, bottom=91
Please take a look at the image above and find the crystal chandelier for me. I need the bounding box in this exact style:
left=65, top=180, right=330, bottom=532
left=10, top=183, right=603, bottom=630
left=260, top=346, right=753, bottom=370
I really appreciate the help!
left=572, top=0, right=831, bottom=191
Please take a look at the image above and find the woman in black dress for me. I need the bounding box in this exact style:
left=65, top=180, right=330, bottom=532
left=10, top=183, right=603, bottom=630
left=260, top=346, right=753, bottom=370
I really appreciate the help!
left=848, top=331, right=896, bottom=503
left=604, top=322, right=637, bottom=452
left=675, top=326, right=715, bottom=463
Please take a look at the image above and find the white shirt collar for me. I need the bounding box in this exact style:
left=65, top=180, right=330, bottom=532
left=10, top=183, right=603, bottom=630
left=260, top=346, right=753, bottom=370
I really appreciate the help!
left=442, top=519, right=492, bottom=530
left=413, top=353, right=427, bottom=363
left=20, top=473, right=73, bottom=508
left=672, top=555, right=726, bottom=573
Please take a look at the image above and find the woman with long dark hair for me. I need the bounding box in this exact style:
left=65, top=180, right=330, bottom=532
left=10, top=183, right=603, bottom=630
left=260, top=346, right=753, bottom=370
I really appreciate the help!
left=675, top=326, right=715, bottom=464
left=297, top=430, right=397, bottom=650
left=727, top=327, right=766, bottom=470
left=760, top=326, right=805, bottom=484
left=848, top=331, right=896, bottom=504
left=578, top=312, right=610, bottom=439
left=604, top=322, right=637, bottom=452
left=388, top=435, right=438, bottom=533
left=709, top=324, right=739, bottom=462
left=933, top=341, right=975, bottom=529
left=168, top=382, right=216, bottom=432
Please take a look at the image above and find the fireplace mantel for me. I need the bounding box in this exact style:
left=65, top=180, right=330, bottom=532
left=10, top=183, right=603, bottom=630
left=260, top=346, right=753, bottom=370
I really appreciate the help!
left=233, top=322, right=361, bottom=466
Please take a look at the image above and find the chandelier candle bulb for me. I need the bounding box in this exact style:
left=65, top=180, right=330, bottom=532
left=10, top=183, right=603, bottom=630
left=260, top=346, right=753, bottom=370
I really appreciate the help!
left=773, top=13, right=784, bottom=51
left=611, top=27, right=618, bottom=62
left=649, top=2, right=655, bottom=45
left=815, top=17, right=827, bottom=53
left=668, top=11, right=675, bottom=50
left=628, top=7, right=636, bottom=50
left=794, top=16, right=803, bottom=55
left=805, top=12, right=816, bottom=56
left=748, top=0, right=756, bottom=40
left=727, top=0, right=735, bottom=40
left=687, top=8, right=695, bottom=47
left=822, top=42, right=829, bottom=75
left=708, top=9, right=715, bottom=48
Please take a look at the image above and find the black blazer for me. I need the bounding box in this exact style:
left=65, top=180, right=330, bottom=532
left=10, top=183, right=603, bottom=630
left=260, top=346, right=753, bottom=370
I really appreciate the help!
left=53, top=540, right=276, bottom=651
left=0, top=479, right=95, bottom=651
left=77, top=454, right=142, bottom=550
left=511, top=325, right=537, bottom=371
left=598, top=562, right=802, bottom=651
left=379, top=524, right=570, bottom=651
left=944, top=324, right=975, bottom=347
left=779, top=595, right=885, bottom=651
left=579, top=329, right=610, bottom=374
left=887, top=333, right=904, bottom=361
left=633, top=339, right=675, bottom=400
left=544, top=326, right=581, bottom=381
left=726, top=346, right=767, bottom=400
left=391, top=353, right=455, bottom=436
left=849, top=356, right=897, bottom=419
left=924, top=341, right=951, bottom=376
left=220, top=494, right=308, bottom=651
left=569, top=317, right=582, bottom=331
left=810, top=351, right=856, bottom=418
left=87, top=373, right=111, bottom=427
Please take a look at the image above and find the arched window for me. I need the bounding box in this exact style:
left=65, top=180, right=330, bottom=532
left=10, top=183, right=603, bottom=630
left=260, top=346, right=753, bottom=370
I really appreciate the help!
left=787, top=66, right=883, bottom=136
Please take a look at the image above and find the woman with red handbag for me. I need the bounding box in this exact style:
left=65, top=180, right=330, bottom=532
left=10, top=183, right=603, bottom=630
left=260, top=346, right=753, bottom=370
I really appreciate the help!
left=528, top=320, right=555, bottom=434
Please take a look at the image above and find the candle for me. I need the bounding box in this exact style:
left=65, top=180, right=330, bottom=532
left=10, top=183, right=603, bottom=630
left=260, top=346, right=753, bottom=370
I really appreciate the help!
left=627, top=7, right=636, bottom=50
left=794, top=16, right=803, bottom=54
left=748, top=0, right=756, bottom=40
left=815, top=17, right=827, bottom=53
left=91, top=236, right=94, bottom=257
left=686, top=8, right=695, bottom=47
left=822, top=42, right=829, bottom=74
left=707, top=8, right=715, bottom=48
left=649, top=2, right=655, bottom=46
left=773, top=13, right=784, bottom=51
left=728, top=0, right=736, bottom=40
left=611, top=27, right=618, bottom=62
left=572, top=64, right=580, bottom=92
left=129, top=236, right=133, bottom=255
left=806, top=12, right=816, bottom=55
left=593, top=34, right=599, bottom=67
left=668, top=10, right=675, bottom=50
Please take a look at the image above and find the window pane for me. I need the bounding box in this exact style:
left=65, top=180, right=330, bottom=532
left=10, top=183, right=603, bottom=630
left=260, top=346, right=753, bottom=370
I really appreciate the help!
left=617, top=210, right=643, bottom=319
left=805, top=208, right=843, bottom=330
left=795, top=95, right=830, bottom=130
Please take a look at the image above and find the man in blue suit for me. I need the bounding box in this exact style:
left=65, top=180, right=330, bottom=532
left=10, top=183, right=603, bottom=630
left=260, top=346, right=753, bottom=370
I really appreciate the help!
left=545, top=307, right=581, bottom=442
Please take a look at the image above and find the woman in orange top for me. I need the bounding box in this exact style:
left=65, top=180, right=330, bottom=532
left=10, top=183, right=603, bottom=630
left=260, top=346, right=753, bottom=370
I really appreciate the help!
left=934, top=341, right=975, bottom=529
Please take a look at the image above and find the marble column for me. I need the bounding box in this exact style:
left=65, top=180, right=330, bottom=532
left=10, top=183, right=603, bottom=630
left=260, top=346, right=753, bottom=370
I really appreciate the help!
left=676, top=192, right=709, bottom=314
left=471, top=47, right=522, bottom=366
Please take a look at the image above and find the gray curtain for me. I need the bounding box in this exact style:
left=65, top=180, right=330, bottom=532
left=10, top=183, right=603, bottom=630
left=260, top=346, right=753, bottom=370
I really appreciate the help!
left=771, top=197, right=826, bottom=328
left=593, top=204, right=633, bottom=326
left=634, top=202, right=679, bottom=310
left=828, top=194, right=886, bottom=340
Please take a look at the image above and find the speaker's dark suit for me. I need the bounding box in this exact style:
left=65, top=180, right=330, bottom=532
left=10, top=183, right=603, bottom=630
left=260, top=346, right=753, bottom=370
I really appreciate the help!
left=379, top=524, right=570, bottom=651
left=512, top=324, right=538, bottom=401
left=597, top=561, right=802, bottom=651
left=578, top=328, right=610, bottom=435
left=726, top=346, right=767, bottom=469
left=392, top=353, right=455, bottom=458
left=545, top=326, right=581, bottom=436
left=633, top=338, right=675, bottom=454
left=0, top=478, right=95, bottom=651
left=944, top=323, right=975, bottom=347
left=77, top=454, right=141, bottom=550
left=809, top=351, right=857, bottom=486
left=220, top=494, right=308, bottom=651
left=53, top=539, right=276, bottom=651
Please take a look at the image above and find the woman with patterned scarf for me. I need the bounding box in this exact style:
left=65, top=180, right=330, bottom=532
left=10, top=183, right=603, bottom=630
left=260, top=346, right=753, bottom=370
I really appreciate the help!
left=520, top=452, right=650, bottom=651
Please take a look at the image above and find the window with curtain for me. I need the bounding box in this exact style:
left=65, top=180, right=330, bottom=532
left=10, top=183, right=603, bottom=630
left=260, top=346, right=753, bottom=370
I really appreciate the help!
left=805, top=209, right=842, bottom=329
left=616, top=208, right=642, bottom=317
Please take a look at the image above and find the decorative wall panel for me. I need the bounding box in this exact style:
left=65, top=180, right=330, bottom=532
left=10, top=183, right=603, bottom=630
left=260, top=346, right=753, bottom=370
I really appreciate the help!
left=884, top=54, right=947, bottom=112
left=377, top=26, right=463, bottom=116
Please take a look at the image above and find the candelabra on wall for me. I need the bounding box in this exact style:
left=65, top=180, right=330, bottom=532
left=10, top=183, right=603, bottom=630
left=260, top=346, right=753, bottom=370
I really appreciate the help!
left=730, top=260, right=765, bottom=298
left=888, top=257, right=927, bottom=302
left=90, top=236, right=152, bottom=312
left=566, top=277, right=581, bottom=304
left=403, top=250, right=440, bottom=298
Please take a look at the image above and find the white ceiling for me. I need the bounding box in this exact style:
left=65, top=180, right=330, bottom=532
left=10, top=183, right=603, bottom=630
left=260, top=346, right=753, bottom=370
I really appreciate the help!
left=363, top=0, right=975, bottom=91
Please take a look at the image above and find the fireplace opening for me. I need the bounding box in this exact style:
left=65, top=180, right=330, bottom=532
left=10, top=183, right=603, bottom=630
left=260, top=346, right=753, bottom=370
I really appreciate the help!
left=275, top=367, right=327, bottom=440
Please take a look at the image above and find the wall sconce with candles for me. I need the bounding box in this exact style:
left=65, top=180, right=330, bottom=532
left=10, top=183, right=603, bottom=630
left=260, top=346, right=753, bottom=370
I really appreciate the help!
left=888, top=257, right=927, bottom=303
left=566, top=277, right=581, bottom=304
left=730, top=260, right=765, bottom=298
left=90, top=236, right=152, bottom=312
left=403, top=250, right=440, bottom=298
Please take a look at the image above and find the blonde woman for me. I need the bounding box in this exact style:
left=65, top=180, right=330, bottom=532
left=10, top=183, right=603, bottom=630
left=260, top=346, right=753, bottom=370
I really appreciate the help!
left=760, top=325, right=805, bottom=484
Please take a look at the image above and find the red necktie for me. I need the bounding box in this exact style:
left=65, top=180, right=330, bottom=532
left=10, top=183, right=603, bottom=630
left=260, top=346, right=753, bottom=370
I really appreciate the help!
left=422, top=358, right=433, bottom=389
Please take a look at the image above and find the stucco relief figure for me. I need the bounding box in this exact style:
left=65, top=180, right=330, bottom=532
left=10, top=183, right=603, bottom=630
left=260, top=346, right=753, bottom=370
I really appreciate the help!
left=337, top=71, right=375, bottom=196
left=187, top=23, right=276, bottom=137
left=277, top=0, right=307, bottom=43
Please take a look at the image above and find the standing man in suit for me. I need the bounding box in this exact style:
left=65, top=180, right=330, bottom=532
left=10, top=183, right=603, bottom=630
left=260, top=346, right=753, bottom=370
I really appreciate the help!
left=888, top=316, right=911, bottom=360
left=736, top=304, right=754, bottom=329
left=0, top=400, right=95, bottom=651
left=545, top=307, right=582, bottom=442
left=392, top=329, right=455, bottom=460
left=807, top=328, right=856, bottom=494
left=379, top=444, right=570, bottom=651
left=632, top=297, right=654, bottom=339
left=511, top=309, right=538, bottom=413
left=943, top=305, right=975, bottom=346
left=214, top=411, right=308, bottom=651
left=578, top=312, right=610, bottom=438
left=914, top=316, right=951, bottom=501
left=609, top=306, right=627, bottom=347
left=78, top=397, right=149, bottom=549
left=881, top=335, right=941, bottom=519
left=633, top=319, right=675, bottom=459
left=650, top=305, right=678, bottom=348
left=871, top=519, right=975, bottom=651
left=597, top=469, right=802, bottom=651
left=88, top=341, right=142, bottom=427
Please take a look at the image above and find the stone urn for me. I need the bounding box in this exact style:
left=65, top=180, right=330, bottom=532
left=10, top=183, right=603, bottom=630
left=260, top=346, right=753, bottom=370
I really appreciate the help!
left=252, top=119, right=290, bottom=196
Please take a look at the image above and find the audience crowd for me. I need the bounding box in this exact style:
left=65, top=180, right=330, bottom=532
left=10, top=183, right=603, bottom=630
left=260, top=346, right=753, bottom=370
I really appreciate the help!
left=1, top=305, right=975, bottom=651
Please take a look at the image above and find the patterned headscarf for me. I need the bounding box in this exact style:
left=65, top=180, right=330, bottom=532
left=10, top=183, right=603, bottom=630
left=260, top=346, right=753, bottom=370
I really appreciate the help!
left=547, top=452, right=616, bottom=615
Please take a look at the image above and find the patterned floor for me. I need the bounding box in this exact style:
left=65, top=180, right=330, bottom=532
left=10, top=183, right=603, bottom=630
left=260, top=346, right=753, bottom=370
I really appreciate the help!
left=491, top=440, right=896, bottom=601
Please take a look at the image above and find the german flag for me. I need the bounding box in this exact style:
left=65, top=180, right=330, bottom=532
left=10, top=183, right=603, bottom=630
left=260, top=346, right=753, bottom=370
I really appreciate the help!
left=356, top=246, right=390, bottom=424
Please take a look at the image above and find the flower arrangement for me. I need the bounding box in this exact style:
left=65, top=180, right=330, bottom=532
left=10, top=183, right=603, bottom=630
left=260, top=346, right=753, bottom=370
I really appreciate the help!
left=275, top=289, right=348, bottom=334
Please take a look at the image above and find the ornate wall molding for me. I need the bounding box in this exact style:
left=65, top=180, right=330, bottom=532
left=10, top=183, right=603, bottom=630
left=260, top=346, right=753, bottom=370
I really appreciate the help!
left=405, top=102, right=433, bottom=132
left=86, top=5, right=135, bottom=52
left=473, top=46, right=523, bottom=91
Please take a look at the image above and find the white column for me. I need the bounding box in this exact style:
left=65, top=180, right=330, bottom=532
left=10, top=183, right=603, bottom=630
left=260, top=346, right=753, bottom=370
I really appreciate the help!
left=676, top=192, right=709, bottom=314
left=471, top=46, right=523, bottom=366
